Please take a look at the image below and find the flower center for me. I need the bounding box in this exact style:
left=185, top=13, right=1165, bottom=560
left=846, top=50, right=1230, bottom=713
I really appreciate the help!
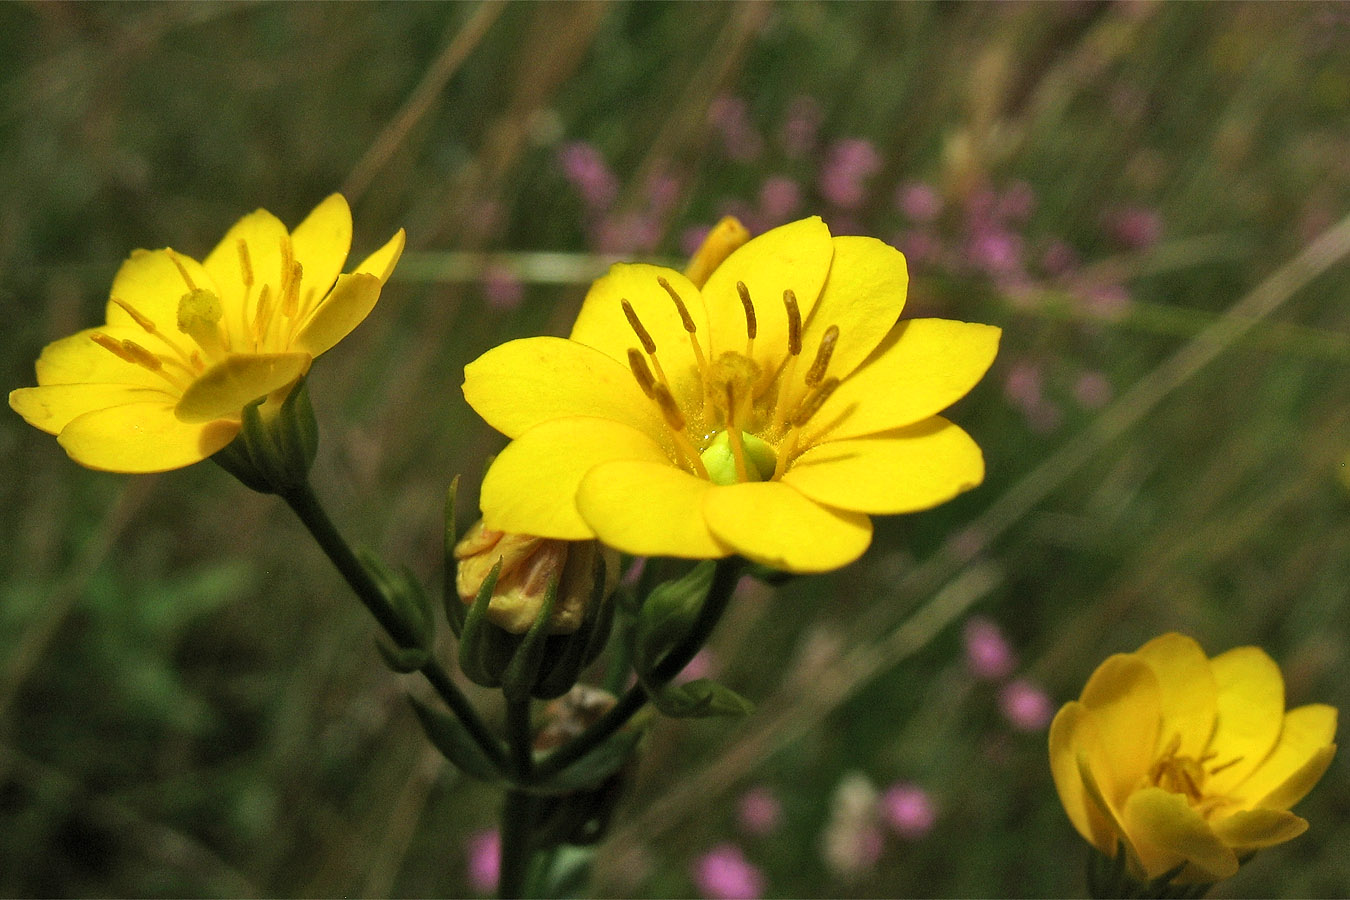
left=1146, top=734, right=1243, bottom=819
left=622, top=277, right=841, bottom=484
left=91, top=236, right=315, bottom=392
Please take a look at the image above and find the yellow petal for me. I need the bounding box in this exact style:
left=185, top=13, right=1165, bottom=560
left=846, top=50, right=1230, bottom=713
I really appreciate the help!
left=702, top=481, right=871, bottom=573
left=463, top=337, right=669, bottom=444
left=701, top=217, right=834, bottom=374
left=1251, top=744, right=1337, bottom=813
left=292, top=272, right=382, bottom=358
left=10, top=383, right=175, bottom=435
left=569, top=263, right=708, bottom=402
left=782, top=416, right=984, bottom=514
left=1049, top=702, right=1118, bottom=854
left=1076, top=745, right=1142, bottom=871
left=1079, top=654, right=1162, bottom=809
left=33, top=326, right=166, bottom=388
left=577, top=459, right=731, bottom=558
left=480, top=417, right=672, bottom=540
left=1211, top=808, right=1308, bottom=850
left=794, top=236, right=907, bottom=397
left=106, top=248, right=216, bottom=335
left=175, top=353, right=311, bottom=424
left=57, top=400, right=240, bottom=473
left=802, top=319, right=1002, bottom=445
left=1133, top=633, right=1218, bottom=760
left=290, top=194, right=353, bottom=299
left=1231, top=704, right=1337, bottom=809
left=352, top=228, right=406, bottom=284
left=1204, top=646, right=1285, bottom=796
left=203, top=207, right=289, bottom=314
left=1123, top=787, right=1239, bottom=881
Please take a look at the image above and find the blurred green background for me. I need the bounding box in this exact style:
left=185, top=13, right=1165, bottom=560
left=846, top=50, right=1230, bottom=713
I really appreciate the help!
left=3, top=2, right=1350, bottom=896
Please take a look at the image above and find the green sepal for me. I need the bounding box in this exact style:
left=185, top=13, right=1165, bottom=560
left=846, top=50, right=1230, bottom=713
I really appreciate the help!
left=212, top=377, right=318, bottom=494
left=409, top=696, right=504, bottom=782
left=531, top=553, right=614, bottom=700
left=633, top=561, right=715, bottom=676
left=500, top=578, right=560, bottom=702
left=537, top=727, right=642, bottom=793
left=377, top=641, right=431, bottom=674
left=358, top=549, right=434, bottom=654
left=1086, top=842, right=1215, bottom=900
left=641, top=676, right=754, bottom=719
left=457, top=560, right=507, bottom=687
left=743, top=562, right=796, bottom=586
left=443, top=476, right=466, bottom=637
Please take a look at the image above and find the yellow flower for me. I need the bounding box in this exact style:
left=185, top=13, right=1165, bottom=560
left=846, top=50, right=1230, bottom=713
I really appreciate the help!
left=462, top=216, right=999, bottom=573
left=9, top=195, right=404, bottom=473
left=1049, top=633, right=1338, bottom=884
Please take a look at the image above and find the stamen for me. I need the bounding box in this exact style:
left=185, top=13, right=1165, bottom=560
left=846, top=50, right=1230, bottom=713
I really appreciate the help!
left=658, top=276, right=709, bottom=393
left=805, top=325, right=839, bottom=387
left=652, top=384, right=710, bottom=479
left=166, top=250, right=198, bottom=291
left=237, top=238, right=256, bottom=341
left=772, top=377, right=840, bottom=481
left=1207, top=756, right=1244, bottom=777
left=90, top=332, right=188, bottom=389
left=90, top=331, right=139, bottom=365
left=119, top=339, right=164, bottom=371
left=621, top=299, right=656, bottom=355
left=735, top=280, right=757, bottom=357
left=252, top=284, right=274, bottom=348
left=724, top=383, right=750, bottom=483
left=770, top=290, right=804, bottom=432
left=620, top=298, right=669, bottom=388
left=627, top=348, right=656, bottom=397
left=110, top=298, right=156, bottom=333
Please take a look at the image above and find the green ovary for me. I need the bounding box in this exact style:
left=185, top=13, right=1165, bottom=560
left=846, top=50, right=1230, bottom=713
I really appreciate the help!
left=699, top=430, right=778, bottom=485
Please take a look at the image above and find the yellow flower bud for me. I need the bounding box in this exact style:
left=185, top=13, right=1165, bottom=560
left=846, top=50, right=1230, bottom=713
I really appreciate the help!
left=683, top=215, right=750, bottom=289
left=454, top=519, right=613, bottom=634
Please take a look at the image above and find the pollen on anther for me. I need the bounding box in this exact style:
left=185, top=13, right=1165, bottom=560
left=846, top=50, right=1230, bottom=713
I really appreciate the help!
left=652, top=384, right=686, bottom=431
left=735, top=281, right=758, bottom=340
left=620, top=299, right=657, bottom=354
left=792, top=376, right=840, bottom=427
left=236, top=239, right=254, bottom=288
left=111, top=298, right=158, bottom=334
left=657, top=277, right=697, bottom=334
left=627, top=348, right=656, bottom=397
left=783, top=290, right=802, bottom=356
left=805, top=325, right=839, bottom=387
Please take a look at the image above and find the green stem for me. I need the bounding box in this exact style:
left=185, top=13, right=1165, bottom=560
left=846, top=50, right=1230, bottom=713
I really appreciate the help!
left=498, top=787, right=536, bottom=899
left=532, top=556, right=744, bottom=783
left=506, top=697, right=535, bottom=781
left=279, top=480, right=506, bottom=771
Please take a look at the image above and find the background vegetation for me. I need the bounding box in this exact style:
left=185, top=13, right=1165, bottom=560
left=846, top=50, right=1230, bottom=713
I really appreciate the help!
left=3, top=2, right=1349, bottom=896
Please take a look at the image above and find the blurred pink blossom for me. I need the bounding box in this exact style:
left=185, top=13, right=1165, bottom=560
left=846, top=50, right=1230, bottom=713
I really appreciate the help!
left=682, top=224, right=712, bottom=258
left=709, top=96, right=764, bottom=162
left=1041, top=239, right=1079, bottom=277
left=558, top=141, right=618, bottom=211
left=896, top=229, right=943, bottom=267
left=896, top=181, right=944, bottom=223
left=967, top=228, right=1024, bottom=275
left=482, top=264, right=523, bottom=311
left=1003, top=362, right=1043, bottom=408
left=962, top=616, right=1016, bottom=681
left=676, top=648, right=718, bottom=684
left=995, top=181, right=1036, bottom=223
left=693, top=844, right=765, bottom=900
left=738, top=785, right=784, bottom=837
left=1080, top=282, right=1132, bottom=320
left=466, top=829, right=500, bottom=893
left=1073, top=371, right=1113, bottom=410
left=819, top=139, right=882, bottom=210
left=646, top=169, right=683, bottom=216
left=780, top=95, right=822, bottom=158
left=758, top=175, right=802, bottom=222
left=1107, top=206, right=1163, bottom=250
left=880, top=782, right=937, bottom=840
left=594, top=212, right=661, bottom=255
left=1000, top=678, right=1055, bottom=732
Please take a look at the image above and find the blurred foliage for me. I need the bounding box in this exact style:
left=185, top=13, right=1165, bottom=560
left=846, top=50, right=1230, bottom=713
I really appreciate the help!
left=3, top=2, right=1350, bottom=897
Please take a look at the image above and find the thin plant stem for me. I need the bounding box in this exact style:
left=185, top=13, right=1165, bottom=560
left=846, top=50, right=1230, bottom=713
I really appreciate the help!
left=279, top=480, right=507, bottom=771
left=532, top=556, right=744, bottom=784
left=498, top=787, right=537, bottom=900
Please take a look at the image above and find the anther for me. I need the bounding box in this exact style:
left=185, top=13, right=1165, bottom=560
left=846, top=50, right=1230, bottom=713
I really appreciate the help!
left=627, top=348, right=656, bottom=397
left=652, top=384, right=685, bottom=431
left=783, top=290, right=802, bottom=356
left=91, top=331, right=139, bottom=365
left=658, top=277, right=697, bottom=333
left=111, top=298, right=157, bottom=334
left=735, top=281, right=757, bottom=351
left=792, top=377, right=840, bottom=428
left=236, top=239, right=254, bottom=288
left=620, top=299, right=657, bottom=355
left=166, top=250, right=198, bottom=291
left=119, top=339, right=164, bottom=371
left=805, top=325, right=839, bottom=387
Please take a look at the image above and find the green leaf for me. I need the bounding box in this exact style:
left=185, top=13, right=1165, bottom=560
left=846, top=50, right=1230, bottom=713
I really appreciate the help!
left=645, top=677, right=754, bottom=719
left=443, top=475, right=466, bottom=636
left=377, top=641, right=431, bottom=673
left=409, top=696, right=503, bottom=782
